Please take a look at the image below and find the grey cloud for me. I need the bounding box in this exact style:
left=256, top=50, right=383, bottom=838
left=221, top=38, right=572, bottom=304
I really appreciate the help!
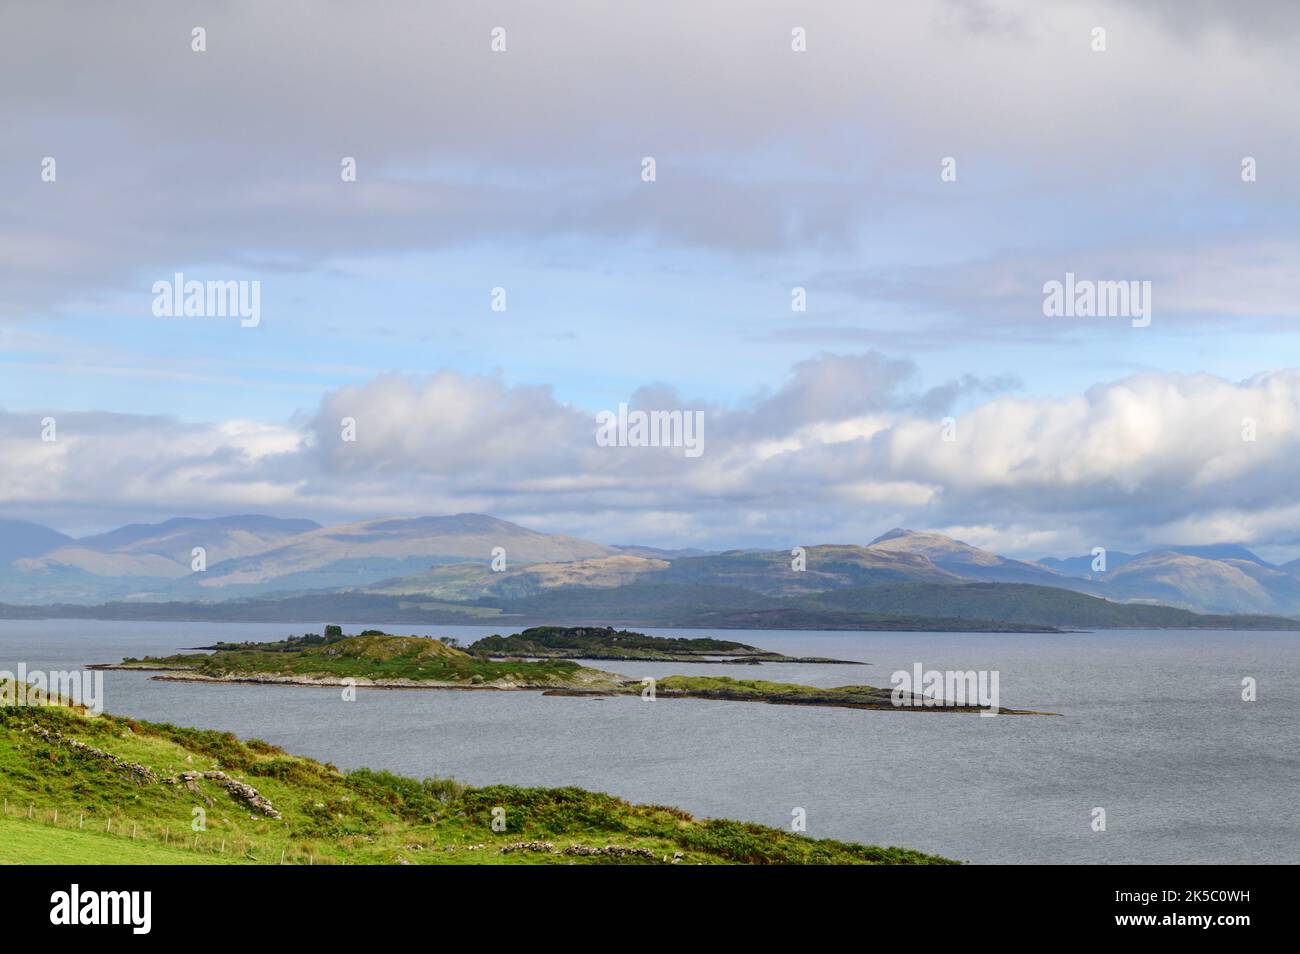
left=4, top=0, right=1298, bottom=317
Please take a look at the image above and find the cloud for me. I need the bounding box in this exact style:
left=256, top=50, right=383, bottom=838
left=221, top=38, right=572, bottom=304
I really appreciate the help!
left=5, top=356, right=1300, bottom=555
left=3, top=2, right=1297, bottom=556
left=3, top=0, right=1297, bottom=322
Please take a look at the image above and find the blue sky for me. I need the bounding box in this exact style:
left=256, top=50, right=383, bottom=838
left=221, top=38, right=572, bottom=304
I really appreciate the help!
left=3, top=0, right=1300, bottom=557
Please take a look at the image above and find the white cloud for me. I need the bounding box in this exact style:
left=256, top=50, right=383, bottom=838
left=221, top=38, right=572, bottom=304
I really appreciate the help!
left=6, top=358, right=1300, bottom=555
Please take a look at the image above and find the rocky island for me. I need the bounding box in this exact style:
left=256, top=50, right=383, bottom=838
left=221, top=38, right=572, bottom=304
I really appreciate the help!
left=93, top=626, right=1053, bottom=714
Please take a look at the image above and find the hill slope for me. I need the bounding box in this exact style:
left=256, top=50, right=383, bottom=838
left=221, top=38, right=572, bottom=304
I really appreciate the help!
left=796, top=582, right=1300, bottom=629
left=0, top=697, right=951, bottom=865
left=868, top=529, right=1088, bottom=588
left=192, top=514, right=618, bottom=592
left=0, top=519, right=71, bottom=566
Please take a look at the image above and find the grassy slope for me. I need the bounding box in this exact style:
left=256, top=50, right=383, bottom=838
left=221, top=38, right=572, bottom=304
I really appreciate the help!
left=0, top=700, right=954, bottom=865
left=0, top=815, right=228, bottom=865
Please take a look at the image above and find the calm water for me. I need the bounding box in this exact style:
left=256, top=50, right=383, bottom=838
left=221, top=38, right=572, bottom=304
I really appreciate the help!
left=1, top=619, right=1296, bottom=864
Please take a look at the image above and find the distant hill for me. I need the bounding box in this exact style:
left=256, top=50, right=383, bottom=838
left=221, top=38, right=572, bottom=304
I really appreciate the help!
left=366, top=555, right=670, bottom=601
left=1099, top=551, right=1300, bottom=615
left=794, top=581, right=1300, bottom=629
left=7, top=579, right=1297, bottom=630
left=1165, top=544, right=1272, bottom=566
left=648, top=544, right=962, bottom=596
left=0, top=520, right=71, bottom=566
left=74, top=515, right=321, bottom=553
left=191, top=514, right=617, bottom=593
left=4, top=512, right=1300, bottom=625
left=1039, top=544, right=1270, bottom=580
left=611, top=545, right=715, bottom=559
left=867, top=529, right=1088, bottom=588
left=0, top=513, right=618, bottom=602
left=1036, top=551, right=1140, bottom=577
left=18, top=515, right=321, bottom=580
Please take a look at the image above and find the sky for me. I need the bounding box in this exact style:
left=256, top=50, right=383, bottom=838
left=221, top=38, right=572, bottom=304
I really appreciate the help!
left=2, top=0, right=1300, bottom=559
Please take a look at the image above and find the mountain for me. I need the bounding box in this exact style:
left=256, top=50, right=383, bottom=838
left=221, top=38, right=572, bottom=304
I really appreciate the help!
left=362, top=542, right=968, bottom=603
left=1100, top=551, right=1300, bottom=615
left=75, top=515, right=320, bottom=555
left=0, top=513, right=619, bottom=603
left=0, top=520, right=71, bottom=566
left=1030, top=543, right=1300, bottom=614
left=365, top=555, right=670, bottom=602
left=3, top=512, right=1300, bottom=624
left=1036, top=551, right=1140, bottom=577
left=793, top=581, right=1299, bottom=629
left=18, top=515, right=320, bottom=578
left=1164, top=544, right=1272, bottom=566
left=611, top=544, right=715, bottom=559
left=189, top=513, right=618, bottom=594
left=867, top=529, right=1093, bottom=588
left=7, top=581, right=1297, bottom=630
left=1039, top=544, right=1269, bottom=579
left=647, top=544, right=962, bottom=596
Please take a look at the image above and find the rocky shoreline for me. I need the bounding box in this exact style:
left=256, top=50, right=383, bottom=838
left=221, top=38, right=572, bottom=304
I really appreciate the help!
left=93, top=666, right=614, bottom=692
left=544, top=685, right=1058, bottom=715
left=96, top=665, right=1056, bottom=715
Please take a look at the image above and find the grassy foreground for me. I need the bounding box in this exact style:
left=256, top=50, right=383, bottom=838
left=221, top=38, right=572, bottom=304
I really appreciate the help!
left=0, top=697, right=954, bottom=865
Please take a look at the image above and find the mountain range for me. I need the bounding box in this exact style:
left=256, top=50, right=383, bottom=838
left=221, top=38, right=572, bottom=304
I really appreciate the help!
left=2, top=513, right=1300, bottom=628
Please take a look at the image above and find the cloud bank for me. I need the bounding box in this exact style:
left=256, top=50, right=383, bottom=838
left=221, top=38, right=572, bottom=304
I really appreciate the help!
left=5, top=353, right=1300, bottom=557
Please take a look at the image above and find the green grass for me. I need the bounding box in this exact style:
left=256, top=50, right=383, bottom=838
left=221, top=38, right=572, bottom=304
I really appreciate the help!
left=0, top=696, right=954, bottom=865
left=0, top=815, right=231, bottom=865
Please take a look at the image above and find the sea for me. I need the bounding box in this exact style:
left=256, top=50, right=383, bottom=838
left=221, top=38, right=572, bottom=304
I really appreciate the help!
left=1, top=619, right=1295, bottom=864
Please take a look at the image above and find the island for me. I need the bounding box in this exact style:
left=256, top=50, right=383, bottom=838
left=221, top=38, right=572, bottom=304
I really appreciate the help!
left=465, top=625, right=862, bottom=663
left=91, top=626, right=1055, bottom=715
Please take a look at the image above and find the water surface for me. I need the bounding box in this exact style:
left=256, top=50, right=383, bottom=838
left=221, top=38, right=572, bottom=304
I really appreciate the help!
left=1, top=619, right=1295, bottom=864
